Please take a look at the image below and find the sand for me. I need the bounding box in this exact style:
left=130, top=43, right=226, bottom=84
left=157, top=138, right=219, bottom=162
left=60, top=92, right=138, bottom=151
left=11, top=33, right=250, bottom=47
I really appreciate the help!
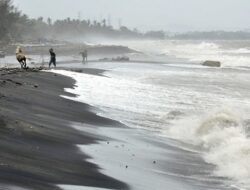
left=0, top=66, right=230, bottom=190
left=0, top=68, right=128, bottom=190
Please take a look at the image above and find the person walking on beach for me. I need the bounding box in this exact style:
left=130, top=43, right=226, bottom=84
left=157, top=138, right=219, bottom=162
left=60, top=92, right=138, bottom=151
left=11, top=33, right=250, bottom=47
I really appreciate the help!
left=16, top=46, right=27, bottom=69
left=49, top=48, right=56, bottom=68
left=80, top=49, right=88, bottom=64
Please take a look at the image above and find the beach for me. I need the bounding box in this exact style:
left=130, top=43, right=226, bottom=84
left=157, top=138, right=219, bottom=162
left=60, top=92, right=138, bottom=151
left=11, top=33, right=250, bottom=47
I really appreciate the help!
left=0, top=68, right=129, bottom=190
left=0, top=66, right=207, bottom=190
left=2, top=0, right=250, bottom=189
left=1, top=40, right=250, bottom=190
left=0, top=66, right=225, bottom=190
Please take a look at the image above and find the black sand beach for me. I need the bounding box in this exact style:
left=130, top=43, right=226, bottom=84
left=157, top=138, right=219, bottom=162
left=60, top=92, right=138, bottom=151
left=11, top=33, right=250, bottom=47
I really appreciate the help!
left=0, top=68, right=128, bottom=190
left=0, top=62, right=236, bottom=190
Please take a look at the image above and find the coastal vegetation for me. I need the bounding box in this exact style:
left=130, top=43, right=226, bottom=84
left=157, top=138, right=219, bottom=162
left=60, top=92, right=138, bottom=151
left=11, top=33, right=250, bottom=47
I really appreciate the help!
left=1, top=0, right=250, bottom=45
left=0, top=0, right=165, bottom=45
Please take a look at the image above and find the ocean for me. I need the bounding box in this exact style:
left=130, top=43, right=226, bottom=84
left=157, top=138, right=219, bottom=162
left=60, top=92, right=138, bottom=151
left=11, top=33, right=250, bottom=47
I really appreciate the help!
left=53, top=40, right=250, bottom=190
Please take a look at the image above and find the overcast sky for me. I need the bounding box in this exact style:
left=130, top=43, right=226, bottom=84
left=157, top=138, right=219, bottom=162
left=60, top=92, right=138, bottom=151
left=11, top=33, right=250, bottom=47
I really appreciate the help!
left=12, top=0, right=250, bottom=32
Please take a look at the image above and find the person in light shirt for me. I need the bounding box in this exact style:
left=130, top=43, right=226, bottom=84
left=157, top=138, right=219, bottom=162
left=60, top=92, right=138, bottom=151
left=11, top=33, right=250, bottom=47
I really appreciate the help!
left=16, top=46, right=27, bottom=69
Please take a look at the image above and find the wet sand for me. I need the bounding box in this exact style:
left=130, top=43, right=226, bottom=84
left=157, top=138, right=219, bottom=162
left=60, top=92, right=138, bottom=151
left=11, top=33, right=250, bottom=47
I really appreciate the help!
left=0, top=68, right=128, bottom=190
left=51, top=68, right=234, bottom=190
left=0, top=66, right=232, bottom=190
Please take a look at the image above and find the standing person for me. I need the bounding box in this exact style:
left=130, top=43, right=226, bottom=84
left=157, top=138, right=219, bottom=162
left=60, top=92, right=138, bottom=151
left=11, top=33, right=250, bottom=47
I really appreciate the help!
left=84, top=49, right=88, bottom=63
left=16, top=46, right=27, bottom=69
left=49, top=48, right=56, bottom=68
left=80, top=49, right=88, bottom=64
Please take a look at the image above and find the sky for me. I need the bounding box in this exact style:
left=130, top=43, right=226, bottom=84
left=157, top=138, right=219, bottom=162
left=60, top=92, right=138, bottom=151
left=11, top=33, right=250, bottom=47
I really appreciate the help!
left=12, top=0, right=250, bottom=33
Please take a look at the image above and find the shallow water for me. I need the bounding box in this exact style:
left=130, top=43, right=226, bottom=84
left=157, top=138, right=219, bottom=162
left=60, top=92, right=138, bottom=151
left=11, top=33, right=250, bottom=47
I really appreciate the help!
left=52, top=40, right=250, bottom=190
left=52, top=59, right=250, bottom=190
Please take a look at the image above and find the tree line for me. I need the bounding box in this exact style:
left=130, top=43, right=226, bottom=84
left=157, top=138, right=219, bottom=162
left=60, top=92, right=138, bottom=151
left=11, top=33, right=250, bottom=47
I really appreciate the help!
left=0, top=0, right=165, bottom=45
left=0, top=0, right=30, bottom=44
left=3, top=0, right=250, bottom=45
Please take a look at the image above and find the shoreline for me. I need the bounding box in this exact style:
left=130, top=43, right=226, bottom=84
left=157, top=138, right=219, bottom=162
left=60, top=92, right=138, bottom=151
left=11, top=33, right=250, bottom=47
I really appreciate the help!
left=0, top=68, right=128, bottom=190
left=52, top=68, right=233, bottom=190
left=0, top=64, right=236, bottom=190
left=2, top=43, right=138, bottom=57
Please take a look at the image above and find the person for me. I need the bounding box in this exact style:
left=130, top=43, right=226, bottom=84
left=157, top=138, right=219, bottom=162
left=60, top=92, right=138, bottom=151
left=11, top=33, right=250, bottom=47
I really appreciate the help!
left=16, top=46, right=27, bottom=69
left=49, top=48, right=56, bottom=68
left=80, top=49, right=88, bottom=63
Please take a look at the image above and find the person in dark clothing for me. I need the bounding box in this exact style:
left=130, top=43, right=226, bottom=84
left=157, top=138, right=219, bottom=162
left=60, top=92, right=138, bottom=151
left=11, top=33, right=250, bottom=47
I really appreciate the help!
left=49, top=48, right=56, bottom=68
left=80, top=49, right=88, bottom=64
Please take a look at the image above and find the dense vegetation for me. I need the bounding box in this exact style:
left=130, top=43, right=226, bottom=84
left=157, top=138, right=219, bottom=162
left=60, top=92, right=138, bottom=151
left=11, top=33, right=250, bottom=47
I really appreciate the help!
left=2, top=0, right=250, bottom=45
left=0, top=0, right=30, bottom=43
left=0, top=0, right=165, bottom=44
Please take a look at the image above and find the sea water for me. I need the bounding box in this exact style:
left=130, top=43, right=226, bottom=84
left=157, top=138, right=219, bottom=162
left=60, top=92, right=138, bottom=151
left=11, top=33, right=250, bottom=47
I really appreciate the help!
left=54, top=40, right=250, bottom=190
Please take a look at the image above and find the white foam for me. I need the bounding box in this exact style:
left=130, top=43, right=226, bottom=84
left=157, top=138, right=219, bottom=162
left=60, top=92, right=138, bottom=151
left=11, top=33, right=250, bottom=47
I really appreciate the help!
left=167, top=109, right=250, bottom=189
left=51, top=61, right=250, bottom=189
left=160, top=41, right=250, bottom=68
left=51, top=70, right=188, bottom=129
left=103, top=39, right=250, bottom=69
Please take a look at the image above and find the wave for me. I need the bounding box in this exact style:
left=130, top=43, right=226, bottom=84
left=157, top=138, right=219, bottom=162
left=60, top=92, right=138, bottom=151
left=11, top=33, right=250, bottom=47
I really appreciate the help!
left=161, top=41, right=250, bottom=68
left=110, top=39, right=250, bottom=69
left=168, top=109, right=250, bottom=189
left=52, top=66, right=250, bottom=189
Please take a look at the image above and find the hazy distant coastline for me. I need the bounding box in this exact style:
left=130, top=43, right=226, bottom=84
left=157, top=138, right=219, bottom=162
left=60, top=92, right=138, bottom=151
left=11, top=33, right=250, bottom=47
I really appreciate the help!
left=2, top=0, right=250, bottom=48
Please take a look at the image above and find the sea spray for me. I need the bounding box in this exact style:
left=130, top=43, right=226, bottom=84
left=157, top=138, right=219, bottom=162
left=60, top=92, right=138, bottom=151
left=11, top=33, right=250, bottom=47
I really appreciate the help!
left=168, top=110, right=250, bottom=188
left=51, top=58, right=250, bottom=189
left=101, top=39, right=250, bottom=68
